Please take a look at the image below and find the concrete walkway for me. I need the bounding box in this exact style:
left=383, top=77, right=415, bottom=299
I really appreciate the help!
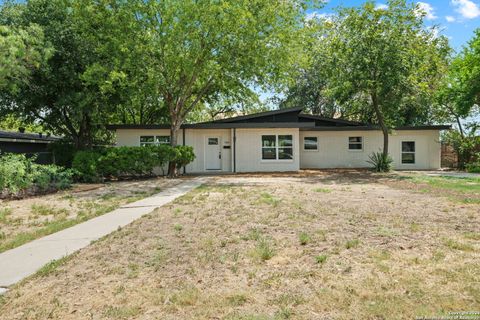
left=0, top=177, right=207, bottom=292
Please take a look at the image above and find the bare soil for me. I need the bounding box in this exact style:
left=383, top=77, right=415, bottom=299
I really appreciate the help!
left=0, top=171, right=478, bottom=319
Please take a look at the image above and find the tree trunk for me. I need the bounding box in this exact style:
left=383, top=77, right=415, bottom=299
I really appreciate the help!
left=371, top=92, right=389, bottom=156
left=168, top=118, right=181, bottom=178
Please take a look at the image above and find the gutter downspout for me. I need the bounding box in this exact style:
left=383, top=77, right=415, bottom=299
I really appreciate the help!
left=233, top=128, right=236, bottom=173
left=182, top=128, right=186, bottom=174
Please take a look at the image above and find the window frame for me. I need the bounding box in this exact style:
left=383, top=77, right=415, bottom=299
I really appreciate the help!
left=261, top=134, right=294, bottom=161
left=303, top=136, right=318, bottom=151
left=140, top=135, right=171, bottom=147
left=348, top=136, right=363, bottom=151
left=401, top=141, right=416, bottom=164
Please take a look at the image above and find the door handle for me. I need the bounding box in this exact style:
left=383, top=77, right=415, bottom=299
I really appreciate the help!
left=219, top=152, right=222, bottom=159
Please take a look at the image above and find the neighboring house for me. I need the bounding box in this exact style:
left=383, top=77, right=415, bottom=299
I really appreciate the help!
left=108, top=107, right=450, bottom=173
left=0, top=130, right=61, bottom=164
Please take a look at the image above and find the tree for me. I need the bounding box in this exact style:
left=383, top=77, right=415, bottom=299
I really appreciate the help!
left=290, top=0, right=450, bottom=158
left=435, top=30, right=480, bottom=168
left=0, top=23, right=51, bottom=94
left=77, top=0, right=311, bottom=176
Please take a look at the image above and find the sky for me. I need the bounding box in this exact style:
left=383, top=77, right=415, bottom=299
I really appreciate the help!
left=307, top=0, right=480, bottom=52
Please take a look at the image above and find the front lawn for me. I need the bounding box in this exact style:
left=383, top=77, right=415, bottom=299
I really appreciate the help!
left=0, top=178, right=183, bottom=253
left=389, top=172, right=480, bottom=204
left=0, top=172, right=478, bottom=319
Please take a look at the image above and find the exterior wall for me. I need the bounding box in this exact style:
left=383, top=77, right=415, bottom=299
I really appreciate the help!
left=114, top=128, right=232, bottom=173
left=115, top=128, right=441, bottom=173
left=235, top=128, right=300, bottom=172
left=115, top=129, right=177, bottom=146
left=299, top=130, right=441, bottom=170
left=184, top=129, right=232, bottom=173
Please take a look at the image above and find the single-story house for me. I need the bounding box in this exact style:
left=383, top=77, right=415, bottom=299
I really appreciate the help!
left=107, top=107, right=451, bottom=173
left=0, top=130, right=61, bottom=164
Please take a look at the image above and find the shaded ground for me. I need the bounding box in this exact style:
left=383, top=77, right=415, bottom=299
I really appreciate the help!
left=0, top=178, right=185, bottom=253
left=0, top=171, right=479, bottom=319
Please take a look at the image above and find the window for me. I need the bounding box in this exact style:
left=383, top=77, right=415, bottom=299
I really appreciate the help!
left=208, top=138, right=219, bottom=145
left=348, top=137, right=363, bottom=150
left=304, top=137, right=318, bottom=151
left=156, top=136, right=171, bottom=145
left=402, top=141, right=415, bottom=164
left=140, top=136, right=154, bottom=146
left=140, top=135, right=170, bottom=146
left=261, top=135, right=293, bottom=160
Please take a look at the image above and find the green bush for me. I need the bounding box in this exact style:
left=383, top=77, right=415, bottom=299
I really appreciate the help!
left=0, top=153, right=74, bottom=197
left=48, top=140, right=77, bottom=167
left=172, top=146, right=196, bottom=169
left=72, top=145, right=196, bottom=182
left=72, top=150, right=103, bottom=182
left=367, top=151, right=393, bottom=172
left=466, top=153, right=480, bottom=173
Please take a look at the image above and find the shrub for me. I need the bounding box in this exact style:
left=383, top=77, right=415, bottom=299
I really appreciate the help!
left=466, top=152, right=480, bottom=173
left=0, top=153, right=33, bottom=193
left=0, top=153, right=73, bottom=197
left=367, top=151, right=393, bottom=172
left=172, top=146, right=196, bottom=169
left=72, top=145, right=196, bottom=182
left=48, top=140, right=77, bottom=167
left=72, top=150, right=103, bottom=182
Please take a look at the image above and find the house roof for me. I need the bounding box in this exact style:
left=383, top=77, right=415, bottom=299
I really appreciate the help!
left=107, top=107, right=451, bottom=131
left=107, top=122, right=316, bottom=130
left=0, top=130, right=61, bottom=143
left=207, top=106, right=304, bottom=123
left=300, top=125, right=452, bottom=131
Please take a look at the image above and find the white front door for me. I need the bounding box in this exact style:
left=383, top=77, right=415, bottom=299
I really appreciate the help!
left=205, top=137, right=222, bottom=170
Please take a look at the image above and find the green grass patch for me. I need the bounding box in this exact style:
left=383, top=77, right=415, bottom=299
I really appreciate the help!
left=315, top=254, right=328, bottom=264
left=444, top=239, right=475, bottom=252
left=258, top=192, right=280, bottom=207
left=36, top=255, right=72, bottom=277
left=401, top=175, right=480, bottom=193
left=345, top=239, right=360, bottom=249
left=298, top=232, right=311, bottom=245
left=0, top=207, right=12, bottom=223
left=314, top=187, right=332, bottom=193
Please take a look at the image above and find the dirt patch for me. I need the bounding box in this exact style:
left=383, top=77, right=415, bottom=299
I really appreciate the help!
left=0, top=177, right=186, bottom=252
left=0, top=172, right=479, bottom=319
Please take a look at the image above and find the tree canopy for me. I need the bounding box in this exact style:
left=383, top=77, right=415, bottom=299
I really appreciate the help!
left=282, top=0, right=451, bottom=156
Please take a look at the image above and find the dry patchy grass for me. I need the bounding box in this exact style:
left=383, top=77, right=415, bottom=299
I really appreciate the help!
left=0, top=178, right=184, bottom=252
left=0, top=171, right=479, bottom=319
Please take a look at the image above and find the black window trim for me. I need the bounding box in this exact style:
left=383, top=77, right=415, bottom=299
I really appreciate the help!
left=303, top=136, right=318, bottom=151
left=348, top=136, right=363, bottom=151
left=261, top=134, right=294, bottom=161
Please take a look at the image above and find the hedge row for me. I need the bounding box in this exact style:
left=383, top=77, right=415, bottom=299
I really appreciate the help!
left=72, top=145, right=195, bottom=182
left=0, top=153, right=74, bottom=198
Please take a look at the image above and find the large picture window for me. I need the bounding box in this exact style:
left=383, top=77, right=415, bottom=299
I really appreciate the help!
left=140, top=135, right=171, bottom=146
left=348, top=137, right=363, bottom=150
left=262, top=135, right=293, bottom=160
left=402, top=141, right=415, bottom=164
left=304, top=137, right=318, bottom=151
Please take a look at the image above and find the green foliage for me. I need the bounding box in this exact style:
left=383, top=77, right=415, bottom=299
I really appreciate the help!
left=172, top=146, right=196, bottom=170
left=0, top=153, right=73, bottom=197
left=71, top=150, right=103, bottom=183
left=48, top=140, right=77, bottom=168
left=443, top=126, right=480, bottom=169
left=466, top=153, right=480, bottom=173
left=76, top=0, right=311, bottom=171
left=367, top=152, right=394, bottom=172
left=289, top=0, right=450, bottom=153
left=315, top=254, right=327, bottom=264
left=0, top=23, right=52, bottom=94
left=72, top=145, right=195, bottom=182
left=298, top=232, right=311, bottom=245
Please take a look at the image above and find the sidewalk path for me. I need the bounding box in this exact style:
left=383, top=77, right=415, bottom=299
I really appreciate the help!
left=0, top=177, right=207, bottom=292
